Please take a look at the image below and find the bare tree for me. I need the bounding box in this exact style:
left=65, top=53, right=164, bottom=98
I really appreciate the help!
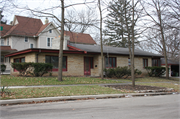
left=65, top=8, right=98, bottom=33
left=98, top=0, right=103, bottom=80
left=140, top=0, right=169, bottom=79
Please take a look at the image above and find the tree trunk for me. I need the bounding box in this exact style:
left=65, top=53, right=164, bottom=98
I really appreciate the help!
left=98, top=0, right=104, bottom=80
left=58, top=0, right=64, bottom=81
left=131, top=0, right=135, bottom=87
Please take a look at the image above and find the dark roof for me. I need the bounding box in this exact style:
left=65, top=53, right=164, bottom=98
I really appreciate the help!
left=161, top=58, right=179, bottom=65
left=1, top=16, right=49, bottom=37
left=1, top=46, right=17, bottom=51
left=64, top=31, right=96, bottom=45
left=0, top=24, right=12, bottom=36
left=1, top=15, right=96, bottom=45
left=69, top=43, right=163, bottom=57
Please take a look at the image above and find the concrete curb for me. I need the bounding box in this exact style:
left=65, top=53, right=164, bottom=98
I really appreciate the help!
left=0, top=92, right=178, bottom=105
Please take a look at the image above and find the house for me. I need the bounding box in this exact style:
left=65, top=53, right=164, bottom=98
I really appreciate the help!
left=161, top=58, right=179, bottom=77
left=2, top=15, right=164, bottom=77
left=1, top=15, right=96, bottom=72
left=6, top=42, right=163, bottom=77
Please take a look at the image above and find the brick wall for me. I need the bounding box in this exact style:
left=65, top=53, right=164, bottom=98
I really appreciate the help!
left=10, top=52, right=152, bottom=77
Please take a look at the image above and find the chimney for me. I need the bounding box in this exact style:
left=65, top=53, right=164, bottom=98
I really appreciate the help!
left=45, top=17, right=49, bottom=24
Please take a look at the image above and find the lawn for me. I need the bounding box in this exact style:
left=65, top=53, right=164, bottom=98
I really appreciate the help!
left=1, top=85, right=133, bottom=100
left=140, top=83, right=180, bottom=92
left=1, top=75, right=123, bottom=86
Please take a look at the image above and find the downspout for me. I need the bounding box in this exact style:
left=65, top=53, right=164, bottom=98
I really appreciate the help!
left=36, top=49, right=41, bottom=63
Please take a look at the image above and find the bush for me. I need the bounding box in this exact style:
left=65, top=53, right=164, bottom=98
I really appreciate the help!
left=11, top=62, right=53, bottom=77
left=104, top=66, right=142, bottom=79
left=11, top=62, right=32, bottom=76
left=1, top=64, right=6, bottom=74
left=31, top=63, right=53, bottom=77
left=145, top=66, right=166, bottom=77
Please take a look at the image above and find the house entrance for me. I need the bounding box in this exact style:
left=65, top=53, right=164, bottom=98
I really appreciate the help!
left=84, top=57, right=93, bottom=76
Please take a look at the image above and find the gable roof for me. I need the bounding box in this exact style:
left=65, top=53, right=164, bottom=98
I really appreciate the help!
left=64, top=31, right=96, bottom=45
left=1, top=15, right=96, bottom=44
left=0, top=24, right=12, bottom=37
left=1, top=16, right=46, bottom=37
left=69, top=43, right=163, bottom=57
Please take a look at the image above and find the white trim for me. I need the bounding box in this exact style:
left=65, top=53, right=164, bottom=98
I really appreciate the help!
left=46, top=37, right=53, bottom=47
left=38, top=22, right=61, bottom=36
left=29, top=43, right=34, bottom=48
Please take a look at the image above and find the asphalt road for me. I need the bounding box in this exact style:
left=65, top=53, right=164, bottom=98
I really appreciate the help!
left=1, top=94, right=179, bottom=119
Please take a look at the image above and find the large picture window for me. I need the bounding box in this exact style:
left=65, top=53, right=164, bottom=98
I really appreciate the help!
left=45, top=56, right=67, bottom=71
left=105, top=57, right=116, bottom=68
left=14, top=57, right=25, bottom=63
left=143, top=59, right=148, bottom=68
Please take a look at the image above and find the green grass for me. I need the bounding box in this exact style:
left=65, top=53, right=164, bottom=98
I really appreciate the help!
left=1, top=75, right=122, bottom=86
left=135, top=77, right=179, bottom=82
left=140, top=83, right=179, bottom=92
left=1, top=85, right=133, bottom=100
left=110, top=77, right=179, bottom=83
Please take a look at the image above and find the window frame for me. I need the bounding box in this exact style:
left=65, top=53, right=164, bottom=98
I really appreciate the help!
left=24, top=37, right=28, bottom=42
left=49, top=29, right=52, bottom=33
left=30, top=43, right=34, bottom=48
left=105, top=57, right=116, bottom=68
left=13, top=57, right=25, bottom=72
left=1, top=38, right=4, bottom=45
left=47, top=37, right=53, bottom=47
left=143, top=58, right=148, bottom=68
left=152, top=59, right=161, bottom=67
left=45, top=55, right=67, bottom=71
left=7, top=38, right=9, bottom=45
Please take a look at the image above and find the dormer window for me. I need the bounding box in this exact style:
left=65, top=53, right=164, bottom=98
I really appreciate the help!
left=25, top=37, right=28, bottom=42
left=49, top=29, right=52, bottom=33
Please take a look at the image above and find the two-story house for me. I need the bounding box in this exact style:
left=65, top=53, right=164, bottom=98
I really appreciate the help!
left=1, top=15, right=96, bottom=73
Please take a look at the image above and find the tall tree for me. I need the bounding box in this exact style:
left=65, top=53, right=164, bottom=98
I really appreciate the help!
left=98, top=0, right=104, bottom=80
left=140, top=0, right=170, bottom=79
left=103, top=0, right=131, bottom=48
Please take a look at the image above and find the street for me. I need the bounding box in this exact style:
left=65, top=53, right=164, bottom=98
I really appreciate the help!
left=1, top=94, right=179, bottom=119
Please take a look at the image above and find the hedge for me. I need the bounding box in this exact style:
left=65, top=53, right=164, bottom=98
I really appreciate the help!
left=145, top=66, right=166, bottom=77
left=11, top=62, right=53, bottom=77
left=104, top=66, right=142, bottom=78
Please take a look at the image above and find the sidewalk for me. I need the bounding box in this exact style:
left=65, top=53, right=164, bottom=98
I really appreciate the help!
left=3, top=82, right=176, bottom=89
left=1, top=82, right=179, bottom=105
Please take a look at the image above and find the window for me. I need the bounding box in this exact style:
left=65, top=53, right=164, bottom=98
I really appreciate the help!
left=152, top=59, right=161, bottom=67
left=7, top=38, right=9, bottom=45
left=14, top=57, right=25, bottom=72
left=14, top=57, right=25, bottom=63
left=143, top=59, right=148, bottom=68
left=45, top=56, right=67, bottom=71
left=1, top=55, right=4, bottom=63
left=25, top=37, right=28, bottom=42
left=105, top=57, right=116, bottom=68
left=30, top=44, right=33, bottom=48
left=47, top=38, right=53, bottom=47
left=128, top=58, right=131, bottom=66
left=90, top=57, right=93, bottom=69
left=1, top=39, right=4, bottom=45
left=49, top=29, right=52, bottom=33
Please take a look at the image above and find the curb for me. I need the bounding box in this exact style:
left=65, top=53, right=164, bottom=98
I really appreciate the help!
left=0, top=92, right=178, bottom=105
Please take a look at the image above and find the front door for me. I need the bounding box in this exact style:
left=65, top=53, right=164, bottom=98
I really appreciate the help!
left=84, top=57, right=90, bottom=75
